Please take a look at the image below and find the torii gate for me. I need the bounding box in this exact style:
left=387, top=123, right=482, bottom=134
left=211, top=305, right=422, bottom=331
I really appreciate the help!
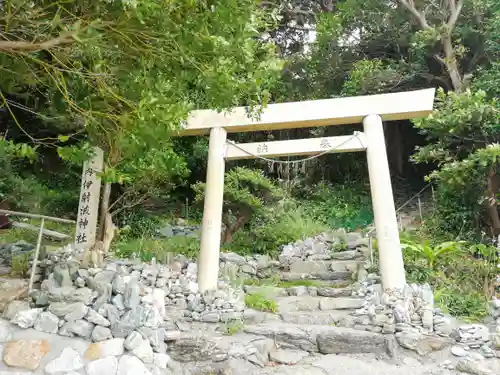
left=178, top=88, right=436, bottom=293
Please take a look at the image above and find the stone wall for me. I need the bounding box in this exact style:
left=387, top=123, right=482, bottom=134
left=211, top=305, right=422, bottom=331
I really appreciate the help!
left=2, top=227, right=500, bottom=373
left=219, top=229, right=371, bottom=282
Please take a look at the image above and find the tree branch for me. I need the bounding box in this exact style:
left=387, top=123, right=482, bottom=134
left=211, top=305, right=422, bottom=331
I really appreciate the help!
left=0, top=32, right=75, bottom=53
left=110, top=191, right=150, bottom=216
left=446, top=0, right=463, bottom=33
left=417, top=72, right=452, bottom=90
left=398, top=0, right=431, bottom=30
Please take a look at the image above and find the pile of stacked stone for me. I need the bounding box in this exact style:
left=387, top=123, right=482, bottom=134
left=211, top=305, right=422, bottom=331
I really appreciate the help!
left=7, top=224, right=500, bottom=368
left=278, top=230, right=370, bottom=265
left=31, top=243, right=81, bottom=286
left=0, top=240, right=35, bottom=266
left=219, top=229, right=372, bottom=283
left=350, top=277, right=500, bottom=359
left=156, top=223, right=200, bottom=238
left=351, top=282, right=450, bottom=335
left=492, top=297, right=500, bottom=323
left=8, top=250, right=245, bottom=344
left=449, top=324, right=496, bottom=358
left=219, top=252, right=280, bottom=281
left=491, top=298, right=500, bottom=351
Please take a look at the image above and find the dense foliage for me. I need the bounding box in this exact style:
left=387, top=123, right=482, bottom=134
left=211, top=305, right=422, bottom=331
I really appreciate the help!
left=193, top=167, right=284, bottom=243
left=1, top=0, right=282, bottom=220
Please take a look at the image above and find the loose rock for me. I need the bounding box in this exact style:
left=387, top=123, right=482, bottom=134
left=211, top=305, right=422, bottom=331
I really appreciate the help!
left=34, top=311, right=59, bottom=334
left=85, top=338, right=125, bottom=360
left=456, top=358, right=494, bottom=375
left=2, top=339, right=50, bottom=370
left=86, top=356, right=118, bottom=375
left=45, top=347, right=84, bottom=374
left=11, top=308, right=42, bottom=329
left=117, top=355, right=152, bottom=375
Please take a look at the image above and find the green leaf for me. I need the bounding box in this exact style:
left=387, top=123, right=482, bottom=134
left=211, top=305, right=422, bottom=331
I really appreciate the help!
left=58, top=135, right=70, bottom=143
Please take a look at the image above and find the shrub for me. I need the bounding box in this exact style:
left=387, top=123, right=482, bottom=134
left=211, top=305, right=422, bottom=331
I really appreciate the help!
left=193, top=167, right=283, bottom=244
left=296, top=181, right=373, bottom=230
left=226, top=202, right=326, bottom=256
left=401, top=240, right=466, bottom=269
left=114, top=210, right=163, bottom=240
left=435, top=288, right=489, bottom=322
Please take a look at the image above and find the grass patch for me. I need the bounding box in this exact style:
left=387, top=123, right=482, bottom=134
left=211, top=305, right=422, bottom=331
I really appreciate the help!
left=220, top=320, right=244, bottom=335
left=297, top=182, right=373, bottom=231
left=113, top=235, right=200, bottom=262
left=11, top=251, right=32, bottom=277
left=0, top=218, right=74, bottom=247
left=244, top=293, right=278, bottom=313
left=243, top=277, right=350, bottom=289
left=1, top=228, right=39, bottom=245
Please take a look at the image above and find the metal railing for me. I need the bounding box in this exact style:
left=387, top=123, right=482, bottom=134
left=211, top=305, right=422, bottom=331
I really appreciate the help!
left=364, top=184, right=436, bottom=265
left=365, top=183, right=435, bottom=238
left=0, top=209, right=74, bottom=292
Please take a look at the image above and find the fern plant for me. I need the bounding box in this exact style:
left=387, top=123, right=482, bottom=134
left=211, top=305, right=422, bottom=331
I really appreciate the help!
left=401, top=240, right=466, bottom=269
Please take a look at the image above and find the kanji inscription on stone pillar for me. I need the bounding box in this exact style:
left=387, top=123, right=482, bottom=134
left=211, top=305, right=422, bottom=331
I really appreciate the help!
left=75, top=147, right=103, bottom=249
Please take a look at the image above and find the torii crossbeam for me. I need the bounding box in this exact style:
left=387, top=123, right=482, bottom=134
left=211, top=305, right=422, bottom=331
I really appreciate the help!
left=178, top=88, right=436, bottom=293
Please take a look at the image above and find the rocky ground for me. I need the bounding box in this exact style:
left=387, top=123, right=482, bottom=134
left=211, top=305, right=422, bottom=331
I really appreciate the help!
left=0, top=229, right=499, bottom=375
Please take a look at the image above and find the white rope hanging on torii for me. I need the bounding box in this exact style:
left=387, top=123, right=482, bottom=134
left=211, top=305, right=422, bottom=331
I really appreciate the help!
left=225, top=131, right=364, bottom=165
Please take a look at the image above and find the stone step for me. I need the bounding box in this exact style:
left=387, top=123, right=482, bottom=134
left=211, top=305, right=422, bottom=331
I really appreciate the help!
left=276, top=296, right=364, bottom=314
left=279, top=310, right=350, bottom=325
left=244, top=285, right=354, bottom=298
left=280, top=271, right=353, bottom=282
left=243, top=322, right=395, bottom=356
left=244, top=286, right=289, bottom=298
left=289, top=259, right=363, bottom=274
left=330, top=259, right=365, bottom=272
left=331, top=249, right=366, bottom=260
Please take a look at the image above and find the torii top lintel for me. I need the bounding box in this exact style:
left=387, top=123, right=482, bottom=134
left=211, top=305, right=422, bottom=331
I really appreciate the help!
left=177, top=88, right=436, bottom=136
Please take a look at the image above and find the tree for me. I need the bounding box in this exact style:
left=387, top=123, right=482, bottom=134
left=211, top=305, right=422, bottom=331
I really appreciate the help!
left=1, top=0, right=283, bottom=242
left=263, top=0, right=500, bottom=238
left=192, top=167, right=283, bottom=243
left=412, top=88, right=500, bottom=235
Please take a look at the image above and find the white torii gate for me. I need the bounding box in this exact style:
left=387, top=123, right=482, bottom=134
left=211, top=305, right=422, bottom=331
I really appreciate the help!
left=178, top=88, right=436, bottom=293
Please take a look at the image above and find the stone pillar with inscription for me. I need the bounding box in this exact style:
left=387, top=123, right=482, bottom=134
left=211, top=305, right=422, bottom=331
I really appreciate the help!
left=75, top=147, right=104, bottom=252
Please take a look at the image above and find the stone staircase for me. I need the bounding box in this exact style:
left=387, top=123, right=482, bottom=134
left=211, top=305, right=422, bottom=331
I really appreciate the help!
left=224, top=231, right=389, bottom=358
left=240, top=230, right=373, bottom=324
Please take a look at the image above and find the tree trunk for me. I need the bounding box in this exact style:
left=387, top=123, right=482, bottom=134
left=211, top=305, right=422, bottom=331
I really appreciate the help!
left=98, top=181, right=112, bottom=241
left=485, top=167, right=500, bottom=236
left=442, top=37, right=463, bottom=91
left=388, top=123, right=404, bottom=176
left=222, top=228, right=234, bottom=244
left=102, top=212, right=116, bottom=255
left=221, top=215, right=248, bottom=244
